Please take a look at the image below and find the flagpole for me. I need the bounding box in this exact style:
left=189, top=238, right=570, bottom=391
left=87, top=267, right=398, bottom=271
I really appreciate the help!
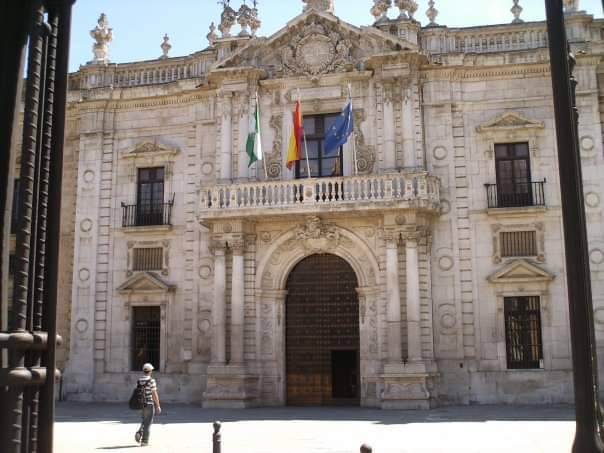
left=257, top=91, right=268, bottom=180
left=348, top=83, right=358, bottom=176
left=297, top=88, right=312, bottom=179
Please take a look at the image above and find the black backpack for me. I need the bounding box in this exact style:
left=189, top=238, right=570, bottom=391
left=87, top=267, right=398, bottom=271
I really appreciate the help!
left=128, top=381, right=146, bottom=410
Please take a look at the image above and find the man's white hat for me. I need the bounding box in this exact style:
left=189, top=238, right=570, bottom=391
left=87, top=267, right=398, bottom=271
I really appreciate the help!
left=142, top=363, right=154, bottom=372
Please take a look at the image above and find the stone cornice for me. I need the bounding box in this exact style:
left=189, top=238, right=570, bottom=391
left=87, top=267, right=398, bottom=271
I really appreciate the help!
left=70, top=90, right=215, bottom=112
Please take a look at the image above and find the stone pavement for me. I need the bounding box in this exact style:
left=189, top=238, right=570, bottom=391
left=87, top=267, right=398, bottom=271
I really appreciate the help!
left=54, top=402, right=575, bottom=453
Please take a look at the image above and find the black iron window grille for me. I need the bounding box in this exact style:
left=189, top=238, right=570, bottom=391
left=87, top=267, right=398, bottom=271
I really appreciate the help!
left=500, top=231, right=538, bottom=257
left=504, top=296, right=544, bottom=369
left=133, top=248, right=163, bottom=272
left=131, top=307, right=161, bottom=372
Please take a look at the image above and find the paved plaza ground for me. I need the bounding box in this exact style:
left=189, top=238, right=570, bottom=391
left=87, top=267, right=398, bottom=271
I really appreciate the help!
left=55, top=402, right=576, bottom=453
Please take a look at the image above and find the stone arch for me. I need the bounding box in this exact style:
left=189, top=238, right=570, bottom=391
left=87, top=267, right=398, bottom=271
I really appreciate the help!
left=256, top=222, right=380, bottom=292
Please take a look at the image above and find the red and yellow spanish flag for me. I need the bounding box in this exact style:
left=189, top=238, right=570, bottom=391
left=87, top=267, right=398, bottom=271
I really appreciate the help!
left=286, top=101, right=304, bottom=170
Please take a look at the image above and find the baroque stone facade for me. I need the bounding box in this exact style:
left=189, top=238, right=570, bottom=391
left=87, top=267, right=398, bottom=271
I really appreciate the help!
left=25, top=1, right=604, bottom=408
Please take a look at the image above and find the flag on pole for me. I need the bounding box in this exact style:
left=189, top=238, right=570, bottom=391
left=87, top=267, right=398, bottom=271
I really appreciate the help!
left=246, top=99, right=263, bottom=167
left=324, top=96, right=354, bottom=157
left=287, top=100, right=304, bottom=170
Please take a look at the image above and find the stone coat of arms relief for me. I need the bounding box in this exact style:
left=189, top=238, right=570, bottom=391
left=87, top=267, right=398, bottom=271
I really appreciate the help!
left=281, top=20, right=353, bottom=80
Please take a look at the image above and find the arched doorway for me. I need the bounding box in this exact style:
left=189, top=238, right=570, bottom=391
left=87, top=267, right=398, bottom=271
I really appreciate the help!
left=285, top=254, right=360, bottom=406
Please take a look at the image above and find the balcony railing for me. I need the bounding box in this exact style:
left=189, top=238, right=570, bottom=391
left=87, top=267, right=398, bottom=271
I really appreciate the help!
left=485, top=180, right=546, bottom=209
left=200, top=172, right=440, bottom=218
left=122, top=200, right=174, bottom=227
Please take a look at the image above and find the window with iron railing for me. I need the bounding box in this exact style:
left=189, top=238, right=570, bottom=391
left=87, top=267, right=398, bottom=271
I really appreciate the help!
left=500, top=231, right=538, bottom=257
left=132, top=248, right=163, bottom=272
left=122, top=167, right=174, bottom=227
left=131, top=306, right=161, bottom=372
left=504, top=296, right=543, bottom=369
left=485, top=143, right=546, bottom=208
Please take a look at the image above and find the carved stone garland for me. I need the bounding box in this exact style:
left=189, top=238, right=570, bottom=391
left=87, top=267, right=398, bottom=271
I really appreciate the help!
left=267, top=114, right=283, bottom=179
left=281, top=20, right=353, bottom=81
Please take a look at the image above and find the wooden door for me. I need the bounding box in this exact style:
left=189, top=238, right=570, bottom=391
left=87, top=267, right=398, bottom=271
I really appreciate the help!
left=285, top=254, right=360, bottom=406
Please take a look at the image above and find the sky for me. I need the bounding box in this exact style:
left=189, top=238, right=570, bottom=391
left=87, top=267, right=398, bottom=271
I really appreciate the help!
left=69, top=0, right=604, bottom=71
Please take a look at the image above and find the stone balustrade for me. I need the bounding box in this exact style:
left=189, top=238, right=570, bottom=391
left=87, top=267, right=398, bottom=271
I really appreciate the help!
left=200, top=172, right=440, bottom=218
left=422, top=23, right=550, bottom=55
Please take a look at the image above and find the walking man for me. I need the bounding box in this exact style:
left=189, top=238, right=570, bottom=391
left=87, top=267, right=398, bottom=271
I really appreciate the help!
left=135, top=363, right=161, bottom=446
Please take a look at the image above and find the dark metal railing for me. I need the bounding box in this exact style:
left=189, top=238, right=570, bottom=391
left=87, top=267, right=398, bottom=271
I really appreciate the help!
left=122, top=198, right=174, bottom=227
left=485, top=180, right=546, bottom=209
left=0, top=1, right=75, bottom=453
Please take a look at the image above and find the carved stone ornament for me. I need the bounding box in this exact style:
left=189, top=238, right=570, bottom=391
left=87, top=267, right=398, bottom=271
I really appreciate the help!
left=511, top=0, right=524, bottom=24
left=426, top=0, right=439, bottom=26
left=218, top=1, right=237, bottom=38
left=295, top=216, right=340, bottom=252
left=281, top=20, right=353, bottom=80
left=395, top=0, right=418, bottom=19
left=237, top=2, right=261, bottom=37
left=563, top=0, right=579, bottom=13
left=267, top=114, right=283, bottom=179
left=160, top=34, right=171, bottom=59
left=207, top=22, right=218, bottom=47
left=371, top=0, right=392, bottom=23
left=302, top=0, right=335, bottom=14
left=353, top=109, right=376, bottom=174
left=89, top=13, right=113, bottom=64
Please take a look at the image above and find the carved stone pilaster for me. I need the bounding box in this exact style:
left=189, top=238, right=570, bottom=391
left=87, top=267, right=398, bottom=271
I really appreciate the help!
left=353, top=109, right=376, bottom=175
left=267, top=114, right=283, bottom=179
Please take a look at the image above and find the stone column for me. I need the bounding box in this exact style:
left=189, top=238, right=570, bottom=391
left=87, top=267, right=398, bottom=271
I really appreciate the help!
left=383, top=83, right=397, bottom=171
left=405, top=233, right=422, bottom=361
left=385, top=233, right=402, bottom=363
left=230, top=241, right=245, bottom=364
left=211, top=243, right=227, bottom=364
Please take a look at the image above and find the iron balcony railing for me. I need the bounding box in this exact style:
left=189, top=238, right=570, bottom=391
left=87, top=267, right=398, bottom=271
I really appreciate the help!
left=122, top=198, right=174, bottom=227
left=485, top=180, right=546, bottom=209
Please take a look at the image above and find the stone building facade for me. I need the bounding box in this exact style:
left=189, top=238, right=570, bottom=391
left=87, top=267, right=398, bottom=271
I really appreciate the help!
left=33, top=0, right=604, bottom=408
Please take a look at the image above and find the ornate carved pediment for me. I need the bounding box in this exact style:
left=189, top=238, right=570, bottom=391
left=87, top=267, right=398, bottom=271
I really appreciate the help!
left=117, top=272, right=176, bottom=294
left=120, top=141, right=180, bottom=159
left=295, top=216, right=340, bottom=252
left=487, top=259, right=555, bottom=284
left=476, top=112, right=545, bottom=133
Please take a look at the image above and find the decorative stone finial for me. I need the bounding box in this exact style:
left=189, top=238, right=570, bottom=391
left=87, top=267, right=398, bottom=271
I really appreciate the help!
left=238, top=1, right=261, bottom=37
left=563, top=0, right=579, bottom=14
left=302, top=0, right=335, bottom=14
left=511, top=0, right=523, bottom=24
left=89, top=13, right=113, bottom=64
left=371, top=0, right=392, bottom=24
left=207, top=22, right=218, bottom=47
left=426, top=0, right=439, bottom=26
left=395, top=0, right=418, bottom=20
left=218, top=0, right=237, bottom=38
left=160, top=34, right=171, bottom=59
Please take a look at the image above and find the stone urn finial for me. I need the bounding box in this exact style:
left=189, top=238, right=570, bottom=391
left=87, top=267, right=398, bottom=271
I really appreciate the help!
left=426, top=0, right=438, bottom=26
left=371, top=0, right=392, bottom=24
left=207, top=22, right=218, bottom=47
left=563, top=0, right=579, bottom=14
left=160, top=34, right=171, bottom=59
left=395, top=0, right=418, bottom=20
left=218, top=0, right=237, bottom=38
left=511, top=0, right=524, bottom=24
left=89, top=13, right=113, bottom=64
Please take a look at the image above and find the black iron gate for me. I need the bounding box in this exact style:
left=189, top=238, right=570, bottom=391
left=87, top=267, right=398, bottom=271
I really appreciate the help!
left=285, top=254, right=360, bottom=406
left=0, top=1, right=75, bottom=452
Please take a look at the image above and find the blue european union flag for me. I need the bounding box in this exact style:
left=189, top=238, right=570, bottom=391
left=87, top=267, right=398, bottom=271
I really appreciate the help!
left=324, top=98, right=354, bottom=157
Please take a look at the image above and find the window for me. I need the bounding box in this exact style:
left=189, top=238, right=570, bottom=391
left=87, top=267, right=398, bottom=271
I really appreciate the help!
left=11, top=179, right=20, bottom=234
left=504, top=296, right=543, bottom=369
left=500, top=231, right=537, bottom=257
left=296, top=114, right=344, bottom=179
left=133, top=248, right=163, bottom=272
left=495, top=143, right=532, bottom=207
left=131, top=307, right=161, bottom=372
left=137, top=167, right=165, bottom=225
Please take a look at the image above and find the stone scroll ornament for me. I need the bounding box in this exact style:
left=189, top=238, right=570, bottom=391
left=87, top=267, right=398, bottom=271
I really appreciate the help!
left=281, top=20, right=353, bottom=80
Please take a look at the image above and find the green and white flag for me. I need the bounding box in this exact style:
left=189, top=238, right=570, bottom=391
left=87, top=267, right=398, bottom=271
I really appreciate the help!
left=246, top=99, right=263, bottom=167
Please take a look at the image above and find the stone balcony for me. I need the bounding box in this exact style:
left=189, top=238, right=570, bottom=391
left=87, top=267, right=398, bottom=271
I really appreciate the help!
left=199, top=172, right=441, bottom=219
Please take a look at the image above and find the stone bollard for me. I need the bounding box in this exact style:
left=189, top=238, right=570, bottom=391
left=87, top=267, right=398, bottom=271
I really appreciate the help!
left=213, top=421, right=222, bottom=453
left=360, top=444, right=373, bottom=453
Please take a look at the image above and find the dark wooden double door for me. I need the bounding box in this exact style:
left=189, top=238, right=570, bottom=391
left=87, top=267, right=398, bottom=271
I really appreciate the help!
left=286, top=254, right=360, bottom=406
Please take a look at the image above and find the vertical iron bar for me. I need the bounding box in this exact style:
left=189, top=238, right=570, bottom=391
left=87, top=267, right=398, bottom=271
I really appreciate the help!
left=39, top=2, right=75, bottom=452
left=544, top=1, right=604, bottom=451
